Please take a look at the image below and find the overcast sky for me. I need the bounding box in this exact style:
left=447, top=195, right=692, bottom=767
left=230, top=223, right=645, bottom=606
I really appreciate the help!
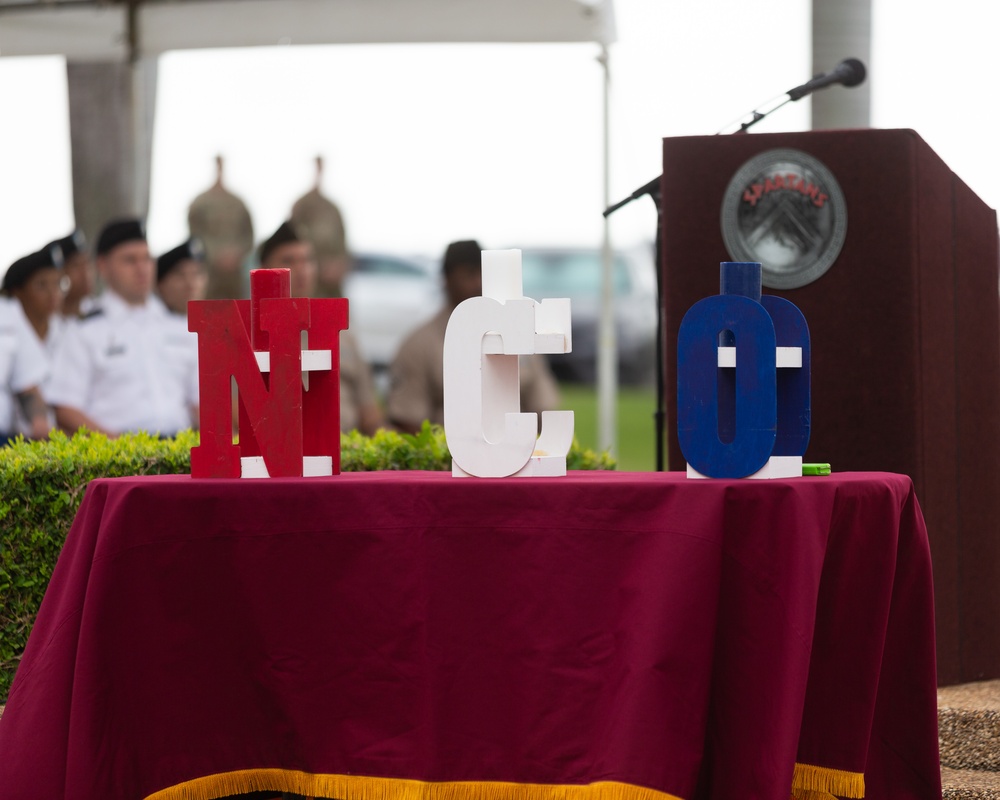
left=0, top=0, right=998, bottom=271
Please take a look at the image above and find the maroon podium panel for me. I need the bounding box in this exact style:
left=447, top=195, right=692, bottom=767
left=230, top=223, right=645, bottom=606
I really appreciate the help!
left=661, top=128, right=1000, bottom=686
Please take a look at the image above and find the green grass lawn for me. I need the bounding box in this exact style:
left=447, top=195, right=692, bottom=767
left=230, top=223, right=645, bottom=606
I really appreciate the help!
left=559, top=382, right=663, bottom=472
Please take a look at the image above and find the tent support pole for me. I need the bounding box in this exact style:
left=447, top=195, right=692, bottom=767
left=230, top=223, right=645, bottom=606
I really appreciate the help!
left=596, top=42, right=617, bottom=458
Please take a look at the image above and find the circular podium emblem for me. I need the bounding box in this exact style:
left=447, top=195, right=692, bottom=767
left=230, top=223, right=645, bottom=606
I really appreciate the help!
left=721, top=148, right=847, bottom=289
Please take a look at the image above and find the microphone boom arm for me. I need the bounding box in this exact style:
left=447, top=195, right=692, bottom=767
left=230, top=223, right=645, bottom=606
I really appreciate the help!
left=715, top=92, right=794, bottom=136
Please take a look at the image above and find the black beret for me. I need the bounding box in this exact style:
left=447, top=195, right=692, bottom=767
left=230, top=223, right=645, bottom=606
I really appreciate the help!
left=442, top=240, right=482, bottom=275
left=50, top=229, right=87, bottom=260
left=96, top=218, right=146, bottom=256
left=157, top=238, right=205, bottom=282
left=258, top=221, right=301, bottom=265
left=3, top=244, right=64, bottom=292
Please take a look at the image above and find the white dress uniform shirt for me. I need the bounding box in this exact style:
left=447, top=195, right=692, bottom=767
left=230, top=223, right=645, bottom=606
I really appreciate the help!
left=0, top=297, right=48, bottom=437
left=46, top=290, right=199, bottom=436
left=13, top=313, right=66, bottom=437
left=43, top=313, right=67, bottom=359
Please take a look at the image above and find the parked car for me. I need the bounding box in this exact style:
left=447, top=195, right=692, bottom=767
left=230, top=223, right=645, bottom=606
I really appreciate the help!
left=342, top=252, right=443, bottom=369
left=517, top=245, right=658, bottom=385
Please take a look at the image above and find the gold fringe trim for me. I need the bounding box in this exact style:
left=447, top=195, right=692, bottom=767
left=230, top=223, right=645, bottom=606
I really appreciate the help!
left=791, top=789, right=838, bottom=800
left=791, top=762, right=865, bottom=799
left=144, top=770, right=685, bottom=800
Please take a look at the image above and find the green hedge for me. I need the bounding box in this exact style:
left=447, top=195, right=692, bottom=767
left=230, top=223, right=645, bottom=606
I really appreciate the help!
left=0, top=426, right=613, bottom=702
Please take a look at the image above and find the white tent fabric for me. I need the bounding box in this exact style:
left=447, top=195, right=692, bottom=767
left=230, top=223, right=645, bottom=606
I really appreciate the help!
left=0, top=0, right=615, bottom=60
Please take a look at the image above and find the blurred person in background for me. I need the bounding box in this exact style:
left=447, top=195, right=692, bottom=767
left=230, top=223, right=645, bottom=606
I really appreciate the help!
left=386, top=239, right=560, bottom=434
left=46, top=218, right=199, bottom=437
left=0, top=253, right=53, bottom=442
left=52, top=230, right=96, bottom=319
left=2, top=243, right=66, bottom=437
left=157, top=238, right=207, bottom=317
left=258, top=221, right=318, bottom=299
left=3, top=242, right=67, bottom=355
left=290, top=156, right=350, bottom=298
left=258, top=221, right=382, bottom=435
left=188, top=155, right=254, bottom=300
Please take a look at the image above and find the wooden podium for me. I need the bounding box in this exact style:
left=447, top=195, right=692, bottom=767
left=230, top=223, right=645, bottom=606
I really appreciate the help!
left=661, top=128, right=1000, bottom=686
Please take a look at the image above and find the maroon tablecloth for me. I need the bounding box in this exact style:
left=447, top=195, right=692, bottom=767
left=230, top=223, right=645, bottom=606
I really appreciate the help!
left=0, top=472, right=941, bottom=800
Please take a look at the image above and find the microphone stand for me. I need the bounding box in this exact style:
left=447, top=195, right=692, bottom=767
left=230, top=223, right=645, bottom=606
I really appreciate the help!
left=603, top=89, right=797, bottom=472
left=603, top=179, right=665, bottom=471
left=716, top=92, right=794, bottom=135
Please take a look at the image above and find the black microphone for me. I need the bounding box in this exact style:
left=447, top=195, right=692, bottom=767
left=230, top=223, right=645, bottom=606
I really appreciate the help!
left=787, top=58, right=866, bottom=101
left=603, top=175, right=660, bottom=217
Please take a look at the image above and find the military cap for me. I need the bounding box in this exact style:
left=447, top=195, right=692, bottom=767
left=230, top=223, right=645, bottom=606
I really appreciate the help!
left=2, top=243, right=64, bottom=292
left=258, top=221, right=302, bottom=265
left=442, top=240, right=482, bottom=276
left=96, top=218, right=146, bottom=256
left=50, top=229, right=87, bottom=260
left=157, top=238, right=205, bottom=282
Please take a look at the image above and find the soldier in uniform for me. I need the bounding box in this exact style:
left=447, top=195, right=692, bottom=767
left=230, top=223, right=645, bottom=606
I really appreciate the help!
left=0, top=252, right=55, bottom=443
left=3, top=242, right=67, bottom=355
left=46, top=219, right=199, bottom=437
left=51, top=230, right=96, bottom=319
left=258, top=221, right=317, bottom=299
left=386, top=239, right=560, bottom=434
left=258, top=221, right=382, bottom=435
left=3, top=244, right=68, bottom=438
left=188, top=156, right=254, bottom=300
left=290, top=156, right=350, bottom=298
left=157, top=238, right=207, bottom=317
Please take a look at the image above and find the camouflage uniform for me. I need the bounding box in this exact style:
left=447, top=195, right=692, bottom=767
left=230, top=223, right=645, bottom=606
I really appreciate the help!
left=339, top=331, right=379, bottom=433
left=290, top=160, right=349, bottom=298
left=387, top=307, right=560, bottom=430
left=187, top=159, right=254, bottom=300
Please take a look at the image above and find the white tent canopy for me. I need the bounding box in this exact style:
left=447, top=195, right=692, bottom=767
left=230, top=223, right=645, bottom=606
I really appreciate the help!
left=0, top=0, right=615, bottom=60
